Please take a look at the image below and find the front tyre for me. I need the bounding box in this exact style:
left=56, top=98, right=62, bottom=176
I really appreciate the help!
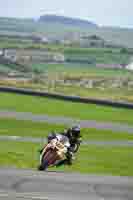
left=38, top=160, right=49, bottom=171
left=38, top=165, right=44, bottom=171
left=42, top=159, right=49, bottom=170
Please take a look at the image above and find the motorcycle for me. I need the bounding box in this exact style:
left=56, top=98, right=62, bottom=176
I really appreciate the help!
left=38, top=138, right=69, bottom=171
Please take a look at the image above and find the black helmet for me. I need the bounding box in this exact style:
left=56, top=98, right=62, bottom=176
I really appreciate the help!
left=64, top=125, right=80, bottom=140
left=71, top=125, right=80, bottom=138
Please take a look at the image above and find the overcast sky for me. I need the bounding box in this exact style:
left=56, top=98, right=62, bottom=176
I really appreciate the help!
left=0, top=0, right=133, bottom=28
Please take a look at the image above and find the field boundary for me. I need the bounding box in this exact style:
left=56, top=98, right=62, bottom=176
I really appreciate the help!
left=0, top=86, right=133, bottom=109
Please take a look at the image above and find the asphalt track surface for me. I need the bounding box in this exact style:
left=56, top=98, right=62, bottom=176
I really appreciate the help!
left=0, top=110, right=133, bottom=134
left=0, top=168, right=132, bottom=200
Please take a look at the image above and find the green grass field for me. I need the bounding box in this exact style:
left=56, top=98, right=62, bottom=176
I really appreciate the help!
left=0, top=34, right=131, bottom=65
left=1, top=57, right=132, bottom=77
left=0, top=64, right=12, bottom=72
left=0, top=92, right=132, bottom=176
left=0, top=118, right=133, bottom=140
left=0, top=18, right=132, bottom=176
left=0, top=140, right=131, bottom=176
left=64, top=48, right=130, bottom=64
left=0, top=92, right=133, bottom=125
left=31, top=62, right=132, bottom=76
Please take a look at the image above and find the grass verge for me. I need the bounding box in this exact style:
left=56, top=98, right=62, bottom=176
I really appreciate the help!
left=0, top=92, right=133, bottom=125
left=0, top=140, right=131, bottom=176
left=0, top=118, right=133, bottom=140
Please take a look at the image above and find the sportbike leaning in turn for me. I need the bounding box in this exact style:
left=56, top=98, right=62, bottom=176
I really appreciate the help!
left=38, top=125, right=82, bottom=171
left=38, top=134, right=71, bottom=170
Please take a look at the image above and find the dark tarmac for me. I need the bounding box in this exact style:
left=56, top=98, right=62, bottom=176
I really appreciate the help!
left=0, top=168, right=132, bottom=200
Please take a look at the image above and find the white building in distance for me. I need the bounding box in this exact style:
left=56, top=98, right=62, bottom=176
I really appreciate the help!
left=126, top=57, right=133, bottom=70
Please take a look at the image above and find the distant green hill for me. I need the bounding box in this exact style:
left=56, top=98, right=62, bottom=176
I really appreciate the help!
left=0, top=16, right=133, bottom=48
left=39, top=14, right=97, bottom=28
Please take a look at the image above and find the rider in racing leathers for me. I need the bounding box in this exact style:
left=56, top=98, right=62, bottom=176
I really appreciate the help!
left=40, top=125, right=82, bottom=167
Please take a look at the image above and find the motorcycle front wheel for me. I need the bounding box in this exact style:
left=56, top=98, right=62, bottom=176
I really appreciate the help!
left=38, top=159, right=49, bottom=171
